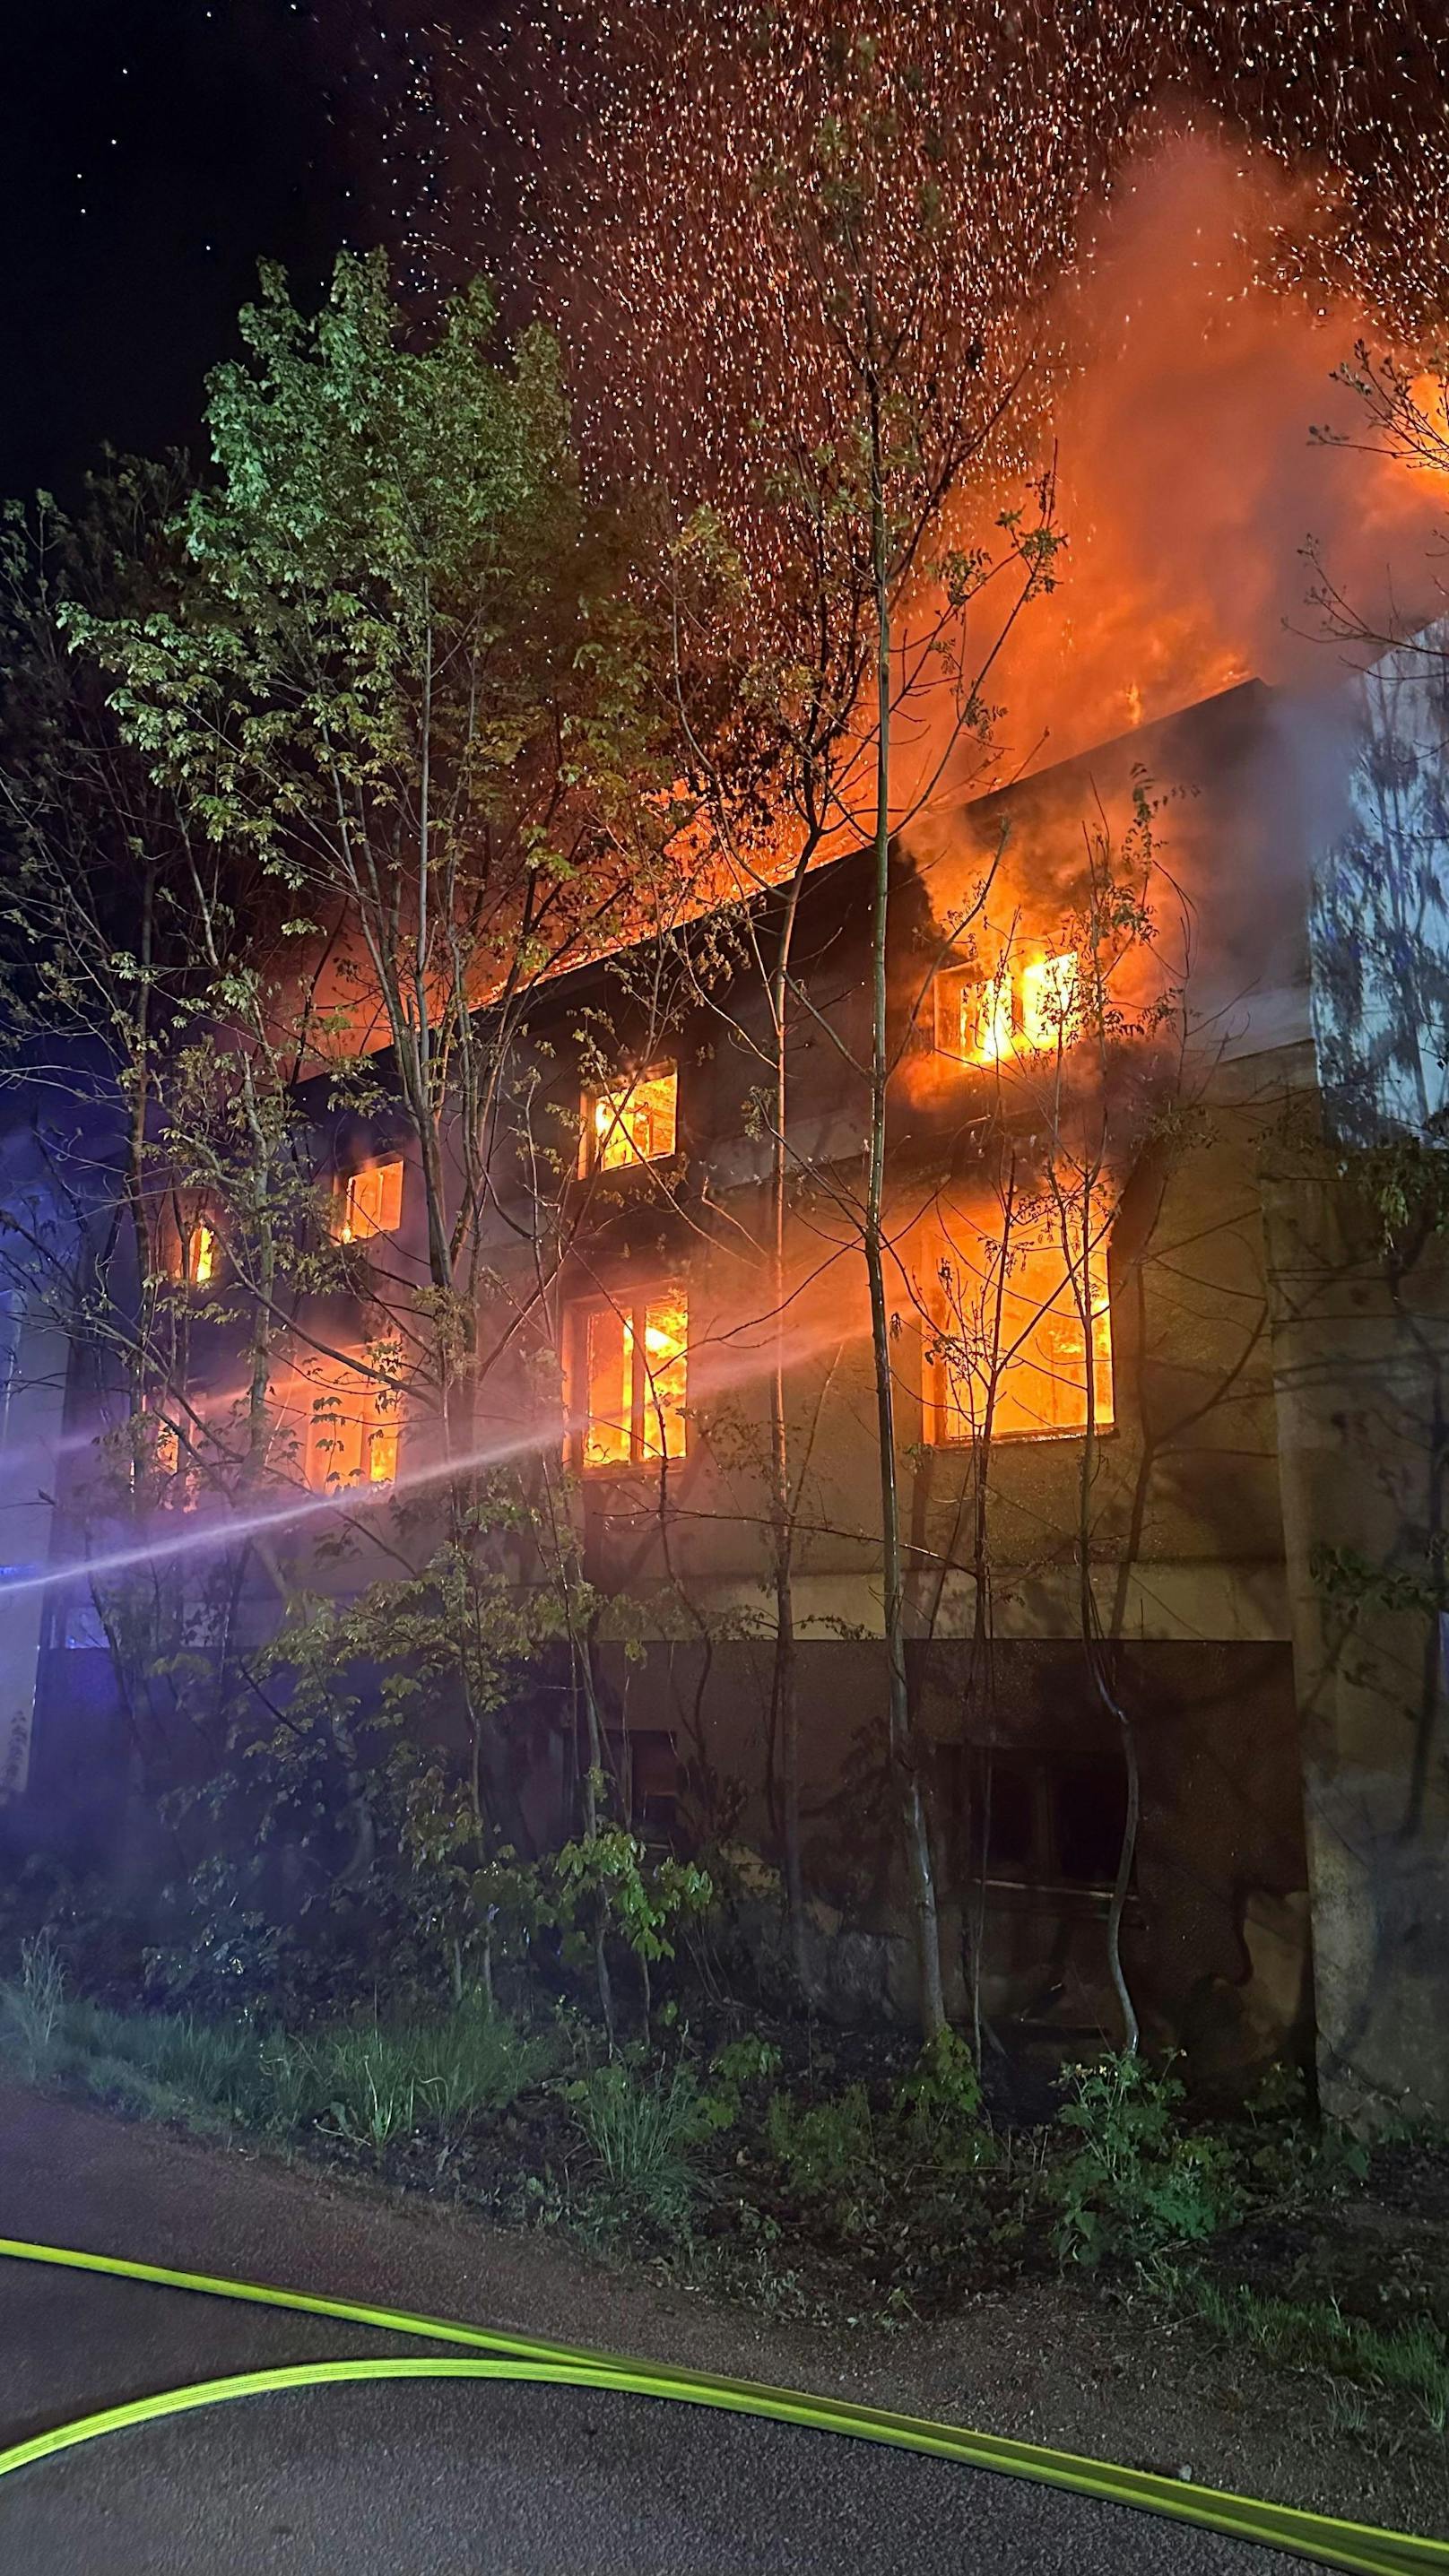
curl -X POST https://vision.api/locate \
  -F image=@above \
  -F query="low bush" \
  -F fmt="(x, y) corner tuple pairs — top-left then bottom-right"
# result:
(892, 2028), (995, 2173)
(1048, 2052), (1236, 2268)
(765, 2080), (875, 2195)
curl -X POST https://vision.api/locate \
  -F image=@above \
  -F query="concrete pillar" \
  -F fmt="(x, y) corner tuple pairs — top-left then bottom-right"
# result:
(1263, 1173), (1449, 2124)
(0, 1293), (68, 1804)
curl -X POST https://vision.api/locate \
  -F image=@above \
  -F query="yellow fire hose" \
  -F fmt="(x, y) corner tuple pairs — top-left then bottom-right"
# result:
(0, 2234), (1445, 2572)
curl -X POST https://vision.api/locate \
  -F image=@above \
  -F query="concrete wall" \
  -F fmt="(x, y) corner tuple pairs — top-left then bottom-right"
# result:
(1249, 630), (1449, 2124)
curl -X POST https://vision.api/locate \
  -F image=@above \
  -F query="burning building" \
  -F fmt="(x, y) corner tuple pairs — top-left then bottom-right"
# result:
(4, 639), (1449, 2122)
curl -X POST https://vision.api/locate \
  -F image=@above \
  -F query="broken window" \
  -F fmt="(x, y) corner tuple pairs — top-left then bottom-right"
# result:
(582, 1064), (678, 1173)
(571, 1292), (688, 1470)
(981, 1751), (1130, 1892)
(333, 1157), (404, 1243)
(607, 1728), (680, 1843)
(934, 950), (1080, 1064)
(932, 1229), (1113, 1443)
(301, 1368), (400, 1491)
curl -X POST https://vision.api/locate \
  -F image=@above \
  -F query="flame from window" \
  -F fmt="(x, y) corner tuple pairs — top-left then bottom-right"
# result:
(959, 967), (1015, 1062)
(302, 1368), (400, 1490)
(589, 1066), (678, 1171)
(1019, 952), (1080, 1050)
(578, 1293), (688, 1467)
(634, 1296), (688, 1460)
(335, 1158), (403, 1243)
(936, 1232), (1113, 1443)
(187, 1223), (216, 1287)
(952, 952), (1080, 1063)
(584, 1307), (632, 1468)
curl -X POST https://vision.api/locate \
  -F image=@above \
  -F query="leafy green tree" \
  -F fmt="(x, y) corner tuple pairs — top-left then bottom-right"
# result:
(9, 256), (699, 1986)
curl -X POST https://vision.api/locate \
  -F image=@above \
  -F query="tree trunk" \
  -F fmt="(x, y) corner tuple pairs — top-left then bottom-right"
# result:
(575, 1631), (617, 2049)
(1072, 1195), (1141, 2054)
(769, 900), (808, 1988)
(864, 368), (945, 2039)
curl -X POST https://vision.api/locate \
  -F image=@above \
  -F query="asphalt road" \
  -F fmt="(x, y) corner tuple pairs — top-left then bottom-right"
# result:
(0, 2088), (1326, 2573)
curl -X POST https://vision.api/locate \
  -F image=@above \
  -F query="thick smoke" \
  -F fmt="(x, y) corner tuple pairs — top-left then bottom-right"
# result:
(948, 131), (1446, 797)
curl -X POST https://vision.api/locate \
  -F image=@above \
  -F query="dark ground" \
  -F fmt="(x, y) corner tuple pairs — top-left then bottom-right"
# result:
(0, 2084), (1442, 2572)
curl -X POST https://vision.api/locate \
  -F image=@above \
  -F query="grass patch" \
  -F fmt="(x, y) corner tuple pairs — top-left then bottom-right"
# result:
(57, 1999), (273, 2129)
(1194, 2279), (1449, 2433)
(265, 2007), (552, 2149)
(0, 1945), (551, 2151)
(565, 2060), (709, 2234)
(0, 1933), (67, 2084)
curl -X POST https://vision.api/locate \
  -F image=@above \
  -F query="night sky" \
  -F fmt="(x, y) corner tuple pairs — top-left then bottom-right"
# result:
(0, 2), (422, 505)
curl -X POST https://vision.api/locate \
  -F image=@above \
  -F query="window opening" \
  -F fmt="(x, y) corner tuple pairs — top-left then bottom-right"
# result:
(933, 1232), (1113, 1443)
(574, 1292), (688, 1469)
(583, 1065), (678, 1173)
(334, 1158), (404, 1243)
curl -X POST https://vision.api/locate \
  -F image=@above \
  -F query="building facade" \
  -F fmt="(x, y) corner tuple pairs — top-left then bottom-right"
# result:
(7, 653), (1449, 2118)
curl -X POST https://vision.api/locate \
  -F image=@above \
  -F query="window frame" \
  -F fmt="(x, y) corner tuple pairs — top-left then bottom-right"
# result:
(568, 1288), (690, 1473)
(333, 1155), (405, 1245)
(927, 1233), (1114, 1447)
(605, 1726), (681, 1847)
(933, 958), (1012, 1063)
(933, 949), (1080, 1065)
(300, 1372), (401, 1493)
(577, 1060), (680, 1178)
(976, 1748), (1133, 1902)
(953, 1741), (1134, 1906)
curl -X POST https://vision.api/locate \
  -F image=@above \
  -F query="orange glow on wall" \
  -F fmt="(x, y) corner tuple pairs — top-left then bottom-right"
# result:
(575, 1292), (688, 1469)
(302, 1372), (400, 1490)
(586, 1066), (678, 1172)
(934, 1238), (1113, 1444)
(334, 1158), (404, 1243)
